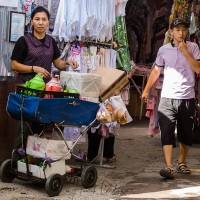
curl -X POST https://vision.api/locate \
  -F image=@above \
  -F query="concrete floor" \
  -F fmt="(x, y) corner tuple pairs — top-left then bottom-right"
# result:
(113, 120), (200, 200)
(1, 119), (200, 199)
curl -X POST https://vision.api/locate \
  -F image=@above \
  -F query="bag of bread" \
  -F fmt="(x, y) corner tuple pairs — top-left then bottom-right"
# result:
(109, 95), (132, 125)
(104, 99), (116, 122)
(96, 103), (112, 123)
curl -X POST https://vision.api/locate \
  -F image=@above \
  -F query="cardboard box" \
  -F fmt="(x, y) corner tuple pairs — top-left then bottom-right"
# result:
(92, 67), (129, 102)
(26, 136), (73, 160)
(17, 159), (65, 179)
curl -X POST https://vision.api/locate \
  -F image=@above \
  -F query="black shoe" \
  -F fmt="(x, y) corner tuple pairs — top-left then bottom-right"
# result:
(159, 167), (174, 179)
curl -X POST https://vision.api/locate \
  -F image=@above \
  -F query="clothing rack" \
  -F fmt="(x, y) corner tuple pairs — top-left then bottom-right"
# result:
(80, 40), (113, 47)
(69, 39), (113, 49)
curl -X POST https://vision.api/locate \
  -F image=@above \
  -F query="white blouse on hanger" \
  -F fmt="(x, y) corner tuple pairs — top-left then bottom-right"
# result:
(86, 0), (98, 38)
(53, 0), (116, 41)
(106, 0), (116, 40)
(52, 0), (67, 41)
(116, 0), (128, 17)
(66, 0), (79, 41)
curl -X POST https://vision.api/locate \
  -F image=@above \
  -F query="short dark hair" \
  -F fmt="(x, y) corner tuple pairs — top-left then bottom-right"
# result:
(31, 6), (50, 20)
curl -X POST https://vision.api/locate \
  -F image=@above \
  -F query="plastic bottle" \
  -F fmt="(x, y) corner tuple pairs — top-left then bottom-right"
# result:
(65, 165), (71, 173)
(45, 75), (62, 98)
(63, 81), (67, 93)
(46, 75), (62, 91)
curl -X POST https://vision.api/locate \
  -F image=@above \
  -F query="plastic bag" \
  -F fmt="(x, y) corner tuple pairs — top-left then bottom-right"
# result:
(104, 99), (116, 122)
(109, 95), (132, 124)
(96, 103), (112, 123)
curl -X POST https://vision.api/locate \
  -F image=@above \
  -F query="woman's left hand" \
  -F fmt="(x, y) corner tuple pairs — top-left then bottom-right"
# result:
(67, 60), (79, 69)
(54, 58), (79, 71)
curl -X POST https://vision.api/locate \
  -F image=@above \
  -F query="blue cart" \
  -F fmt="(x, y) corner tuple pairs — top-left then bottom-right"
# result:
(0, 88), (100, 197)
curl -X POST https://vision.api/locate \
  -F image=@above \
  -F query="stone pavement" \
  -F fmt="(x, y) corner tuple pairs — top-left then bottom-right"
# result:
(1, 119), (200, 199)
(114, 120), (200, 200)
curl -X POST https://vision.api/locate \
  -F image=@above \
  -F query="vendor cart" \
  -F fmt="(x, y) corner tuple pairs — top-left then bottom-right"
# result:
(0, 86), (100, 197)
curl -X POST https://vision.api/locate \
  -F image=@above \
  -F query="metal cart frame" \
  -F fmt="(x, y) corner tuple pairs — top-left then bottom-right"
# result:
(1, 89), (100, 197)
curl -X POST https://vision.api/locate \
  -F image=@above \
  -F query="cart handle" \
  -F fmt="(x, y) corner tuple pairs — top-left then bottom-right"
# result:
(66, 101), (80, 106)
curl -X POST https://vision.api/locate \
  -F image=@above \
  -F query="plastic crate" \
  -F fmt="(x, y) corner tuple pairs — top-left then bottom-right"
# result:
(16, 85), (79, 99)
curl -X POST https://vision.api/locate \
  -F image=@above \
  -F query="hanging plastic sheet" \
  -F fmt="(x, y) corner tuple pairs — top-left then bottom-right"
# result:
(0, 7), (16, 79)
(0, 7), (8, 77)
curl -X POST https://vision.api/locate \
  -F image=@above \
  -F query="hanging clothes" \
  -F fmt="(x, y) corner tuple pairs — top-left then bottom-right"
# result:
(52, 0), (68, 41)
(52, 0), (116, 42)
(115, 0), (128, 17)
(113, 16), (131, 72)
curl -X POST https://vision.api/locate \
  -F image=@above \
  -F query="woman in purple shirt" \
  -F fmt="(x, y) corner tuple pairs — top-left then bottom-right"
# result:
(11, 6), (78, 149)
(11, 6), (78, 84)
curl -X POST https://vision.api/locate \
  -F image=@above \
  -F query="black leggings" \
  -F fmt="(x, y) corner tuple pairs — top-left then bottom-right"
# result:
(87, 129), (115, 160)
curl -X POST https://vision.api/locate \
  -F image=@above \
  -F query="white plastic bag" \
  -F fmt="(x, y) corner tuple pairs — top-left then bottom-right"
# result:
(96, 103), (112, 123)
(109, 95), (132, 124)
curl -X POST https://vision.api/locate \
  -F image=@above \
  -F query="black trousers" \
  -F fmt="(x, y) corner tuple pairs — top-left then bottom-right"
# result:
(87, 129), (115, 160)
(158, 98), (195, 146)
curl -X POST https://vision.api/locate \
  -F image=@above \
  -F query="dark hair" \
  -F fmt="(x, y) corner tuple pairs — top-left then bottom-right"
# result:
(31, 6), (50, 20)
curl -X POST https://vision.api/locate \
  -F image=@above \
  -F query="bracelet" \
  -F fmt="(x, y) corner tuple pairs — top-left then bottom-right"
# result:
(31, 66), (34, 72)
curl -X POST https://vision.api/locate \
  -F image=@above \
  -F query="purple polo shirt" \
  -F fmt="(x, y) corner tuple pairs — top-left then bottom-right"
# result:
(155, 41), (200, 99)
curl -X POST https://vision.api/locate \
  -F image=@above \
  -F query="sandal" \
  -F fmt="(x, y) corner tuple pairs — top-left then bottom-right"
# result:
(159, 166), (174, 179)
(177, 163), (191, 174)
(106, 155), (116, 163)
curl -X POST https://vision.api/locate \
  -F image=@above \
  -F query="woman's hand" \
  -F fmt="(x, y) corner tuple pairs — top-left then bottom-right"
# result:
(11, 61), (51, 79)
(53, 58), (79, 70)
(66, 60), (79, 69)
(34, 66), (51, 79)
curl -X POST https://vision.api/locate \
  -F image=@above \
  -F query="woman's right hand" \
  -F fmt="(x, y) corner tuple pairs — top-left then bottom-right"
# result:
(34, 66), (51, 79)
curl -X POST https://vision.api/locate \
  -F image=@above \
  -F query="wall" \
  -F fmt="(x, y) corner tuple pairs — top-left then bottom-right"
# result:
(0, 80), (16, 164)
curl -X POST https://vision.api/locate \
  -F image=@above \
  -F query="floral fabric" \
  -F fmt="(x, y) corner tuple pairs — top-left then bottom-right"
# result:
(113, 16), (131, 72)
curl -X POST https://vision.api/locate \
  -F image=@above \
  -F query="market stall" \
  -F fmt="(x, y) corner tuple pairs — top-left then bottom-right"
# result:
(0, 1), (132, 194)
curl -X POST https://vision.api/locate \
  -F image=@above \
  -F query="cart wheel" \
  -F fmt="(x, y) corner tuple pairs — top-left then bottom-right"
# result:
(0, 159), (16, 183)
(81, 166), (97, 188)
(45, 173), (63, 197)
